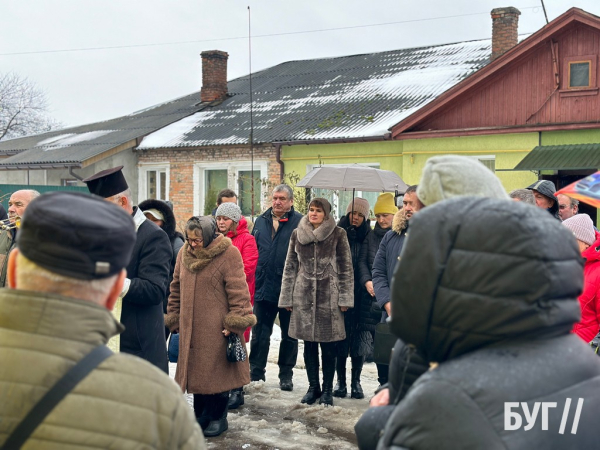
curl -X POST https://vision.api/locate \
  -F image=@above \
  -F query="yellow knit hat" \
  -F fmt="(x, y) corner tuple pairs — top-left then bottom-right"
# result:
(373, 192), (398, 215)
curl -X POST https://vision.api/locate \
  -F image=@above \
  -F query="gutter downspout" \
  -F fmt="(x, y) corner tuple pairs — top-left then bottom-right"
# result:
(69, 167), (84, 181)
(275, 143), (284, 182)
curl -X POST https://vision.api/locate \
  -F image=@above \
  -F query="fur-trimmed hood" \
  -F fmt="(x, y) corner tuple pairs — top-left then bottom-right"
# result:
(392, 208), (408, 235)
(296, 215), (337, 245)
(182, 234), (231, 273)
(138, 199), (178, 239)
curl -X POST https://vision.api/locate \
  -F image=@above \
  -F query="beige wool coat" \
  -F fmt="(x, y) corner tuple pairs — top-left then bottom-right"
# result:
(166, 234), (256, 395)
(279, 215), (354, 342)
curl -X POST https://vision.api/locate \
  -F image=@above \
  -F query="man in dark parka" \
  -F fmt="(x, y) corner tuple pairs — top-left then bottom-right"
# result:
(84, 166), (171, 373)
(250, 184), (303, 390)
(378, 197), (600, 449)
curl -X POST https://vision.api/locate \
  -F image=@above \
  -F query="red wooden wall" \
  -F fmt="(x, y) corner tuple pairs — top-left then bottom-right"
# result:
(411, 23), (600, 132)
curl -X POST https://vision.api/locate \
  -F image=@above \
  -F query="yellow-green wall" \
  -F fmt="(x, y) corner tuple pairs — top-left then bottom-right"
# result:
(281, 140), (403, 181)
(281, 133), (550, 193)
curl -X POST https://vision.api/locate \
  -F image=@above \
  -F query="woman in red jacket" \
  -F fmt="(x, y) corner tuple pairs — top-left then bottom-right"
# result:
(216, 202), (258, 409)
(562, 213), (600, 343)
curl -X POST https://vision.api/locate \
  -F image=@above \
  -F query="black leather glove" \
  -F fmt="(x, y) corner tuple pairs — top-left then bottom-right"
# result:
(590, 331), (600, 355)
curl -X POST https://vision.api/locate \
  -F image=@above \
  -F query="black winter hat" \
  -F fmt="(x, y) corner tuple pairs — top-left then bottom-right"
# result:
(17, 191), (136, 280)
(526, 179), (556, 200)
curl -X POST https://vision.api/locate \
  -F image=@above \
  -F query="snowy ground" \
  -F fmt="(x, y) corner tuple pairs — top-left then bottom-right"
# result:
(169, 325), (378, 449)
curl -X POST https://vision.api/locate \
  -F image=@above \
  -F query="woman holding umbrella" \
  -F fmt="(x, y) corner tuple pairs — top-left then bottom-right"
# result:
(279, 198), (354, 406)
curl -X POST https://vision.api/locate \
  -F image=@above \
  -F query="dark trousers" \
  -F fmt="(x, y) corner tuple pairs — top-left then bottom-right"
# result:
(249, 300), (298, 382)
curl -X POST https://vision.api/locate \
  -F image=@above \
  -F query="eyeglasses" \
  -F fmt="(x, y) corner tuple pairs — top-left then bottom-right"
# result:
(186, 237), (203, 246)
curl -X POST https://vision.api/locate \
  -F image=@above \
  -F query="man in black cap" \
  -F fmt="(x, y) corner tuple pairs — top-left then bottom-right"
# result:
(526, 179), (560, 219)
(0, 192), (205, 449)
(83, 166), (172, 372)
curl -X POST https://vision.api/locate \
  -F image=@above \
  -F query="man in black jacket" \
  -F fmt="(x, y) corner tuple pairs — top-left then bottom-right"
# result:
(377, 197), (600, 449)
(84, 166), (171, 373)
(249, 184), (302, 390)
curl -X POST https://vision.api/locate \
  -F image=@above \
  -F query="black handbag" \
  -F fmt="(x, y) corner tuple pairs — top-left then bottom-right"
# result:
(226, 333), (247, 362)
(373, 322), (397, 365)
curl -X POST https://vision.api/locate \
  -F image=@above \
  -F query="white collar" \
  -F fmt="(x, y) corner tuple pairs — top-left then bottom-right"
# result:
(132, 207), (146, 232)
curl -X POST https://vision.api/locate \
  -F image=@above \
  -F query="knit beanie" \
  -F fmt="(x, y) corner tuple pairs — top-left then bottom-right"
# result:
(373, 192), (398, 215)
(346, 197), (370, 218)
(562, 214), (596, 246)
(215, 202), (242, 223)
(309, 197), (332, 219)
(417, 155), (509, 206)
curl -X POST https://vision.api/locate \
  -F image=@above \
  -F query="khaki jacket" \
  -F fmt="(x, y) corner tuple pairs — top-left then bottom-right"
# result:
(0, 289), (206, 450)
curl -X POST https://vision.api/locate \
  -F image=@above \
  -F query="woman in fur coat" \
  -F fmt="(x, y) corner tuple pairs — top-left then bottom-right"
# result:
(279, 198), (354, 406)
(166, 216), (256, 438)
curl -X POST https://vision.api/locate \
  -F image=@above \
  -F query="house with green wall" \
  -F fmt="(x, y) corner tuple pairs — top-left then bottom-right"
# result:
(389, 7), (600, 219)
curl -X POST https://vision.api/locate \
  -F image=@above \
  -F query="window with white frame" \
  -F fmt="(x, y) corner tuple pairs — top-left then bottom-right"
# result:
(139, 165), (169, 201)
(195, 162), (267, 216)
(308, 163), (381, 220)
(471, 155), (496, 172)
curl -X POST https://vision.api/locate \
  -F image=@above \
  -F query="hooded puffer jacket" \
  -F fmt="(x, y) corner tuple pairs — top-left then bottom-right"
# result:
(372, 209), (407, 321)
(138, 199), (185, 311)
(379, 197), (600, 450)
(574, 232), (600, 342)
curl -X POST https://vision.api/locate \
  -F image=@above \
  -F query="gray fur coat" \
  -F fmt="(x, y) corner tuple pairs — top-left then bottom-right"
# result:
(279, 215), (354, 342)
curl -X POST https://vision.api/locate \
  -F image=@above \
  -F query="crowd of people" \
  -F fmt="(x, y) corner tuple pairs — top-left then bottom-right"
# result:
(2, 155), (600, 449)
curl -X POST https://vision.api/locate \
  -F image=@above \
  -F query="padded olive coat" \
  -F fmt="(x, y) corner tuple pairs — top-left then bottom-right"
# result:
(0, 289), (205, 449)
(279, 215), (354, 342)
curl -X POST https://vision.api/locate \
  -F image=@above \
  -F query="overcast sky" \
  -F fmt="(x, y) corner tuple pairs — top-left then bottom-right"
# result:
(2, 0), (599, 128)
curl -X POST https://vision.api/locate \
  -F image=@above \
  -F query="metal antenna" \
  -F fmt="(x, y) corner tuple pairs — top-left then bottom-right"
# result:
(540, 0), (549, 24)
(248, 6), (255, 220)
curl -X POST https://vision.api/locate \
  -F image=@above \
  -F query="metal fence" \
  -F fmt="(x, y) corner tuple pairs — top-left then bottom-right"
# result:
(0, 185), (89, 211)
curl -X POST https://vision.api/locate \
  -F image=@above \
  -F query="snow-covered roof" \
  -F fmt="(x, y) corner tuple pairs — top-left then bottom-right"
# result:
(0, 38), (491, 167)
(139, 39), (491, 148)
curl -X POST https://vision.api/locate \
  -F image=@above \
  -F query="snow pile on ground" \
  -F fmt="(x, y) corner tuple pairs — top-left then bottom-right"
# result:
(170, 324), (379, 449)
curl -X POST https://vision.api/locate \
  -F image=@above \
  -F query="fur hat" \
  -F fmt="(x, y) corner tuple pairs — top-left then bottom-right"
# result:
(417, 155), (509, 206)
(562, 214), (596, 246)
(374, 192), (398, 215)
(309, 197), (332, 219)
(346, 197), (370, 218)
(215, 202), (242, 223)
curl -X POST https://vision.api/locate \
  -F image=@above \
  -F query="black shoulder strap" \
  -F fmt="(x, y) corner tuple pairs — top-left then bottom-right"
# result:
(1, 345), (113, 450)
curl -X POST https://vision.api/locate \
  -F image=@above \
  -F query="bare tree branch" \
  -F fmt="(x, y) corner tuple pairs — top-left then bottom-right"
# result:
(0, 72), (62, 141)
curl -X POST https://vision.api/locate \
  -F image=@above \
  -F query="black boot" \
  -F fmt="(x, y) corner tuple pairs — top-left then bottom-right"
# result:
(351, 356), (365, 399)
(333, 356), (347, 398)
(319, 344), (336, 406)
(204, 392), (229, 437)
(193, 394), (211, 430)
(228, 387), (244, 410)
(301, 341), (322, 404)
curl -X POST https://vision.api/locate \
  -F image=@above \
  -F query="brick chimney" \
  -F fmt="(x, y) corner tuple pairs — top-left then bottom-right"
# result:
(491, 7), (521, 61)
(200, 50), (229, 102)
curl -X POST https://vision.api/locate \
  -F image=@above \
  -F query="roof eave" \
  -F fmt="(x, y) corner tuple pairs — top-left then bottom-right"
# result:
(390, 7), (600, 137)
(0, 162), (83, 171)
(274, 133), (392, 147)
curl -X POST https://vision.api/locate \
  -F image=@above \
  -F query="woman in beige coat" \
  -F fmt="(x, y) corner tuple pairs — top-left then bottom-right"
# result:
(279, 198), (353, 406)
(166, 216), (256, 438)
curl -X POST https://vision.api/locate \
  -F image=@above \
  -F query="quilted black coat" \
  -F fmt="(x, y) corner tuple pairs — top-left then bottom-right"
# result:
(379, 197), (600, 449)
